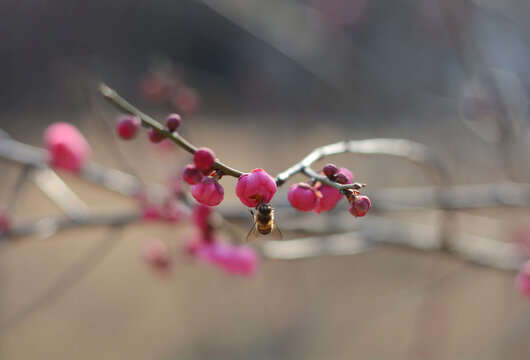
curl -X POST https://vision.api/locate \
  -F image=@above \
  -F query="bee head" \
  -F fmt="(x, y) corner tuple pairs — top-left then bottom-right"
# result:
(258, 202), (272, 214)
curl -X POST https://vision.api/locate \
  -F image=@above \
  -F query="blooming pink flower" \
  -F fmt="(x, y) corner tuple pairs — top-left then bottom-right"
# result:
(43, 122), (91, 173)
(140, 238), (173, 275)
(192, 204), (213, 231)
(193, 147), (215, 171)
(191, 177), (224, 206)
(116, 115), (140, 140)
(314, 167), (354, 213)
(349, 195), (371, 217)
(182, 164), (204, 185)
(288, 183), (320, 212)
(516, 260), (530, 299)
(235, 168), (277, 207)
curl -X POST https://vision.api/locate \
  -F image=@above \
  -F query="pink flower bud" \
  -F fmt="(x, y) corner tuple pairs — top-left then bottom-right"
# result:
(182, 164), (204, 185)
(173, 87), (201, 115)
(165, 113), (182, 132)
(140, 238), (172, 275)
(288, 183), (320, 212)
(191, 177), (224, 206)
(314, 185), (343, 214)
(314, 167), (355, 213)
(334, 171), (349, 184)
(323, 164), (338, 178)
(193, 147), (215, 171)
(43, 122), (91, 173)
(192, 204), (212, 231)
(147, 128), (165, 143)
(115, 115), (140, 140)
(349, 195), (371, 217)
(516, 260), (530, 298)
(235, 168), (277, 207)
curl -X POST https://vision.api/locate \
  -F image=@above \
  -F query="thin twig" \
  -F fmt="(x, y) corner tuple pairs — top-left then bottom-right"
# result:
(99, 83), (244, 178)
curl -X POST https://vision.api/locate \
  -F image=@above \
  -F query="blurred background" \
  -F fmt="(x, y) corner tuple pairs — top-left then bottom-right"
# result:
(2, 0), (530, 359)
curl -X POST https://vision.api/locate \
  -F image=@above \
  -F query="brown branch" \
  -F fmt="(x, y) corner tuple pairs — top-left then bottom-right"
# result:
(99, 83), (244, 178)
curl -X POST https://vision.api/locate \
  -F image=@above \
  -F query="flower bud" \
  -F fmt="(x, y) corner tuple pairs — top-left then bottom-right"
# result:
(334, 171), (349, 184)
(116, 115), (140, 140)
(147, 128), (165, 143)
(182, 164), (204, 185)
(322, 164), (338, 178)
(165, 113), (182, 132)
(349, 195), (371, 217)
(44, 122), (91, 173)
(235, 168), (277, 207)
(191, 177), (224, 206)
(288, 183), (320, 212)
(193, 147), (215, 171)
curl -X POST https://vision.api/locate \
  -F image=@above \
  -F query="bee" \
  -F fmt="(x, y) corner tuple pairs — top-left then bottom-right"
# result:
(246, 202), (282, 241)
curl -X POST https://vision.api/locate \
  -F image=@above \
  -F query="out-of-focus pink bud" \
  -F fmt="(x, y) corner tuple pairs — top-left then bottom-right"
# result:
(516, 260), (530, 299)
(182, 164), (204, 185)
(322, 164), (338, 178)
(222, 246), (259, 276)
(147, 128), (165, 143)
(193, 147), (215, 171)
(0, 208), (10, 234)
(192, 204), (212, 231)
(116, 115), (140, 140)
(191, 177), (224, 206)
(173, 87), (201, 115)
(140, 238), (172, 275)
(139, 74), (168, 103)
(44, 122), (91, 173)
(287, 183), (320, 212)
(349, 195), (371, 217)
(235, 168), (277, 208)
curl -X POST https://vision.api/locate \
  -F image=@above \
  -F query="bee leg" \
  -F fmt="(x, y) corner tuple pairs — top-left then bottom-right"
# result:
(249, 210), (254, 216)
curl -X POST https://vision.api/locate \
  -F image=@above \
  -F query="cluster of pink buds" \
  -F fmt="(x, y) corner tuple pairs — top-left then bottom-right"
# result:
(288, 163), (370, 217)
(139, 66), (201, 115)
(182, 148), (225, 206)
(43, 122), (91, 173)
(186, 205), (259, 276)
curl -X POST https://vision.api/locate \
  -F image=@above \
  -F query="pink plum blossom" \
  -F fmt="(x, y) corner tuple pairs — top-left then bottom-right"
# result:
(182, 164), (204, 185)
(43, 122), (91, 173)
(191, 177), (224, 206)
(314, 167), (354, 213)
(288, 183), (320, 212)
(193, 147), (215, 171)
(116, 115), (140, 140)
(235, 168), (277, 207)
(349, 195), (371, 217)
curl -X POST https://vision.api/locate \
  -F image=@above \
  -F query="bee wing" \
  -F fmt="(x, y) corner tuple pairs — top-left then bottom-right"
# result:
(271, 224), (283, 240)
(246, 224), (260, 242)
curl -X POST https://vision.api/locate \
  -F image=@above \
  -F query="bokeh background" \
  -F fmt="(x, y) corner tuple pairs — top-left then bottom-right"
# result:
(2, 0), (530, 359)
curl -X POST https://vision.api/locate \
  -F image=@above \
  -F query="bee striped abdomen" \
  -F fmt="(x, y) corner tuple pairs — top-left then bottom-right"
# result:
(257, 224), (272, 234)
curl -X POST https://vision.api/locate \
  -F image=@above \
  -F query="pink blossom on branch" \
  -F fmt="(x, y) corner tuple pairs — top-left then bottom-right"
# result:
(288, 183), (320, 212)
(182, 164), (204, 185)
(193, 147), (215, 171)
(43, 122), (91, 173)
(235, 168), (277, 207)
(314, 167), (354, 213)
(349, 195), (371, 217)
(116, 115), (140, 140)
(191, 177), (224, 206)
